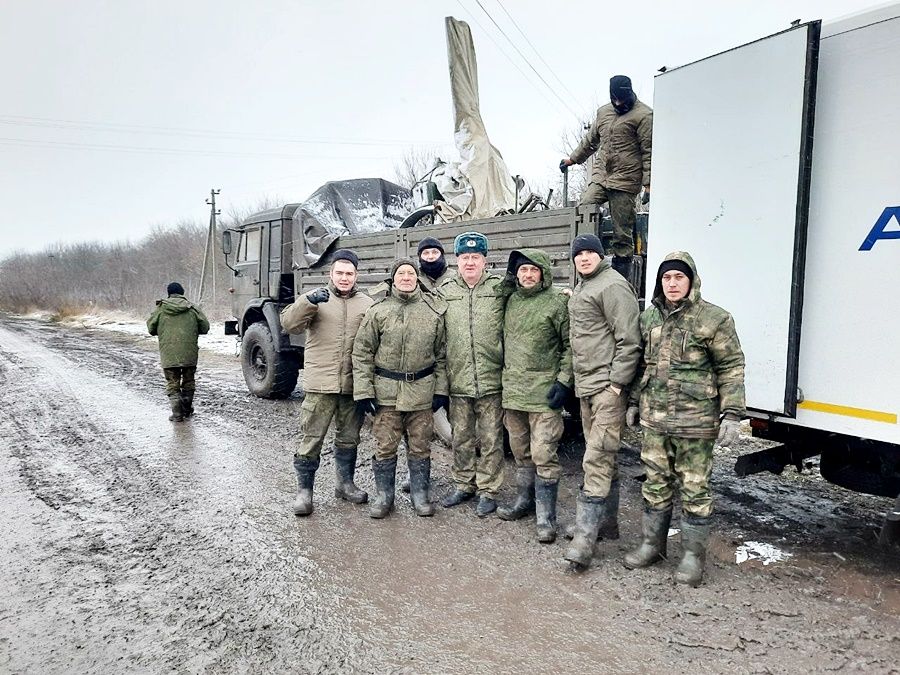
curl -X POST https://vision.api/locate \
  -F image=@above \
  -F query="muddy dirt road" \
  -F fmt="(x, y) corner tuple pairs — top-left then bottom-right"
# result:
(1, 315), (898, 674)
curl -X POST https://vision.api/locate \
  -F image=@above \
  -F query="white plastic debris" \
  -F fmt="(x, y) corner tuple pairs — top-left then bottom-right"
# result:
(735, 541), (793, 566)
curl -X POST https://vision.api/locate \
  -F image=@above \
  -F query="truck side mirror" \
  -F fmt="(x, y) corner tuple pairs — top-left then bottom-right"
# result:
(222, 230), (233, 256)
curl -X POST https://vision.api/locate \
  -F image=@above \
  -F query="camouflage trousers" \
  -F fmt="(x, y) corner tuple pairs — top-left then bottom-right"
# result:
(580, 388), (626, 498)
(373, 407), (433, 461)
(503, 409), (564, 481)
(448, 394), (504, 497)
(579, 183), (636, 258)
(640, 428), (714, 517)
(163, 366), (196, 396)
(296, 392), (363, 460)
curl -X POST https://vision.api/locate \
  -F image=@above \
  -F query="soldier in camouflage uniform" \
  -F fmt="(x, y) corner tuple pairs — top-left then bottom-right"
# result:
(147, 282), (210, 423)
(499, 249), (573, 543)
(280, 250), (374, 517)
(439, 232), (507, 518)
(563, 234), (642, 571)
(623, 252), (745, 586)
(352, 258), (449, 519)
(416, 237), (454, 292)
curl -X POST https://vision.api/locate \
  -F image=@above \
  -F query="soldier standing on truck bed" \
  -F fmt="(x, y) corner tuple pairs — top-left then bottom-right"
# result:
(280, 249), (374, 517)
(439, 232), (508, 517)
(563, 234), (642, 572)
(560, 75), (652, 281)
(147, 282), (210, 423)
(416, 237), (454, 291)
(623, 252), (745, 586)
(352, 258), (449, 519)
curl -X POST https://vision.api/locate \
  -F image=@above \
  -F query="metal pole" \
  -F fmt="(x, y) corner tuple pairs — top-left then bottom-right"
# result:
(199, 189), (220, 305)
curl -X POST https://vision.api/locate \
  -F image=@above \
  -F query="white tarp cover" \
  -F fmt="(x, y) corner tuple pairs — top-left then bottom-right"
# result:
(443, 17), (515, 221)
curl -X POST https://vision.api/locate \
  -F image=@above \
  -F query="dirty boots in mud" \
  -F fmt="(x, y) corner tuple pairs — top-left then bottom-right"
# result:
(623, 505), (672, 570)
(497, 467), (535, 521)
(292, 456), (320, 517)
(180, 391), (194, 418)
(564, 478), (620, 541)
(534, 477), (559, 543)
(407, 457), (435, 517)
(333, 447), (368, 504)
(564, 493), (608, 571)
(369, 456), (397, 519)
(167, 394), (184, 422)
(674, 513), (711, 587)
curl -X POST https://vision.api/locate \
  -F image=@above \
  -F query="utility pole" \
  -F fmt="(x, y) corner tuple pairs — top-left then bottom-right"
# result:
(199, 188), (221, 307)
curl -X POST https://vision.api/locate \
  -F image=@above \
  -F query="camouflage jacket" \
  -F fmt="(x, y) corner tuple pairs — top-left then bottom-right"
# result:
(570, 99), (652, 194)
(438, 271), (506, 398)
(634, 252), (746, 439)
(569, 257), (642, 398)
(280, 281), (373, 395)
(420, 267), (455, 292)
(501, 249), (573, 412)
(352, 286), (448, 411)
(147, 295), (210, 368)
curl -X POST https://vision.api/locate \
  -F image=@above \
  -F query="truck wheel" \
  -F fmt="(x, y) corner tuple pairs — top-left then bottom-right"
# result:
(241, 322), (300, 399)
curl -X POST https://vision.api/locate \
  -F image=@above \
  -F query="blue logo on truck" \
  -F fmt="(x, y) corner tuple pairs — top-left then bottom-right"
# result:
(859, 206), (900, 251)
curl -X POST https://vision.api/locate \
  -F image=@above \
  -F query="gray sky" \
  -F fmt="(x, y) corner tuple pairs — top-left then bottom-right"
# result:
(0, 0), (875, 259)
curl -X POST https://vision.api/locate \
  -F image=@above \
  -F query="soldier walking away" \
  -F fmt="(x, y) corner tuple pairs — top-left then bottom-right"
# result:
(280, 249), (373, 517)
(439, 232), (507, 518)
(499, 249), (573, 543)
(147, 282), (210, 423)
(352, 258), (449, 519)
(417, 237), (454, 292)
(623, 252), (745, 586)
(560, 75), (652, 280)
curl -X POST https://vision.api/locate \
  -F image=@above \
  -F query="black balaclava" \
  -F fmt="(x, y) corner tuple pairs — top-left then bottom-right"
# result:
(417, 236), (447, 281)
(610, 75), (636, 114)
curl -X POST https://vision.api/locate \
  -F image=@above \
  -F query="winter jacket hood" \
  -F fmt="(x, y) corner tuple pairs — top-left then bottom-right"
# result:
(652, 250), (701, 308)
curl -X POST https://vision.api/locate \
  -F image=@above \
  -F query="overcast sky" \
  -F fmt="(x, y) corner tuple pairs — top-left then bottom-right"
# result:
(0, 0), (876, 259)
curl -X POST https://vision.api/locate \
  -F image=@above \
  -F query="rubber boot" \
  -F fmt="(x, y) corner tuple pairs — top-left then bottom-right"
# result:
(369, 456), (397, 519)
(564, 493), (607, 571)
(623, 505), (672, 569)
(168, 394), (184, 422)
(407, 457), (435, 517)
(334, 447), (368, 504)
(611, 255), (633, 281)
(180, 390), (194, 418)
(674, 513), (711, 587)
(534, 477), (559, 544)
(564, 479), (620, 540)
(292, 456), (319, 517)
(475, 495), (497, 518)
(441, 488), (476, 508)
(497, 467), (536, 521)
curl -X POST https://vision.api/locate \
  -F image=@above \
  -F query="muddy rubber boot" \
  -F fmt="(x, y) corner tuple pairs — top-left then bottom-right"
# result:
(497, 467), (536, 521)
(369, 456), (397, 519)
(564, 479), (620, 541)
(334, 447), (368, 504)
(623, 505), (672, 570)
(475, 495), (497, 518)
(564, 494), (607, 571)
(292, 456), (319, 517)
(534, 477), (559, 544)
(180, 391), (194, 418)
(674, 513), (711, 587)
(441, 488), (476, 508)
(407, 457), (435, 517)
(167, 394), (184, 422)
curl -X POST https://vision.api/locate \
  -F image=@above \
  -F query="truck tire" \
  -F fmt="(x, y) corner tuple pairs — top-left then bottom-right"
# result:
(241, 322), (300, 399)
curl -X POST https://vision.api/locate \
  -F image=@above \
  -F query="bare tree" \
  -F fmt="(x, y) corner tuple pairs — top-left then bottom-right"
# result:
(392, 146), (442, 190)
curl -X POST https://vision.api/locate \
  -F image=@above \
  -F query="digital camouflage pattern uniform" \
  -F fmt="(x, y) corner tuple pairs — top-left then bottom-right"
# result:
(439, 270), (507, 497)
(147, 293), (210, 419)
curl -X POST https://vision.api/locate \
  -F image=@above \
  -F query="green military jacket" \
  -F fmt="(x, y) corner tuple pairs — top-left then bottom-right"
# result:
(570, 99), (653, 194)
(439, 270), (506, 398)
(569, 257), (642, 397)
(501, 249), (573, 412)
(420, 267), (455, 292)
(280, 281), (373, 395)
(352, 286), (449, 411)
(147, 295), (210, 368)
(635, 251), (746, 439)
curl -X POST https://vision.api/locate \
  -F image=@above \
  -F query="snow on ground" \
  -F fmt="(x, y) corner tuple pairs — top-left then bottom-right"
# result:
(735, 541), (793, 566)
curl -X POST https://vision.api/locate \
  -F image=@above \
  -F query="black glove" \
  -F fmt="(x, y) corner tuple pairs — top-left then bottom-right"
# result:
(356, 398), (377, 417)
(431, 395), (449, 413)
(559, 159), (570, 174)
(546, 381), (572, 410)
(307, 287), (330, 305)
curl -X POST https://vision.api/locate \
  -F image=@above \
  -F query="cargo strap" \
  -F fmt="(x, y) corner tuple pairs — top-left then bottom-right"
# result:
(374, 364), (435, 382)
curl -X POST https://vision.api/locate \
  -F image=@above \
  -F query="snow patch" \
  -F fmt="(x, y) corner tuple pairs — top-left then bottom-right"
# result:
(735, 541), (793, 566)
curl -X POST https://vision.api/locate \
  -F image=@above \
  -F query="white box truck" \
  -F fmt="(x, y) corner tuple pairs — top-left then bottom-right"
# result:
(649, 5), (900, 543)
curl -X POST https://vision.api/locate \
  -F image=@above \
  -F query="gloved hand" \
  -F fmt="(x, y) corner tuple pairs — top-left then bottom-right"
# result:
(641, 186), (650, 205)
(356, 398), (377, 417)
(716, 416), (741, 448)
(626, 405), (640, 428)
(431, 395), (449, 413)
(546, 381), (572, 410)
(307, 287), (330, 305)
(559, 158), (572, 173)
